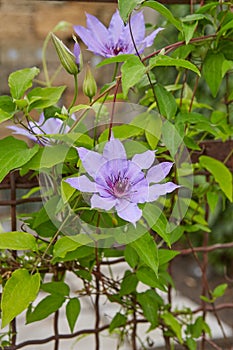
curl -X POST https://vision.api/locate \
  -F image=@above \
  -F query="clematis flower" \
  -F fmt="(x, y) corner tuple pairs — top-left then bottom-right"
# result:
(8, 113), (70, 145)
(74, 10), (163, 58)
(65, 137), (179, 226)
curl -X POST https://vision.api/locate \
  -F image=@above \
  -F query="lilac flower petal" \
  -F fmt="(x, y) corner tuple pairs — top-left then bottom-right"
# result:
(124, 161), (144, 184)
(74, 26), (104, 56)
(38, 113), (45, 124)
(86, 13), (109, 52)
(141, 27), (164, 48)
(78, 147), (105, 178)
(73, 42), (81, 64)
(128, 12), (145, 44)
(91, 193), (116, 210)
(108, 10), (124, 46)
(103, 137), (127, 160)
(147, 162), (174, 184)
(65, 175), (97, 193)
(132, 150), (155, 169)
(98, 159), (128, 182)
(148, 182), (179, 202)
(129, 178), (149, 203)
(7, 125), (38, 142)
(42, 118), (64, 134)
(116, 199), (142, 225)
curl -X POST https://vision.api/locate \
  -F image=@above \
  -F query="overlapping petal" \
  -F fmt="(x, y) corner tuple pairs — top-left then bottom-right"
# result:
(91, 194), (116, 210)
(147, 162), (174, 184)
(103, 137), (127, 160)
(7, 125), (38, 142)
(108, 10), (125, 47)
(116, 199), (142, 226)
(141, 28), (164, 49)
(65, 175), (97, 192)
(77, 147), (105, 178)
(132, 150), (155, 169)
(74, 10), (163, 58)
(148, 182), (179, 202)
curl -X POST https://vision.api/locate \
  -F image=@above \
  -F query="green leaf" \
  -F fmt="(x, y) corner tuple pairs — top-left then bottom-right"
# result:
(27, 86), (66, 110)
(8, 67), (40, 99)
(53, 235), (95, 259)
(0, 231), (37, 251)
(98, 124), (141, 143)
(66, 298), (81, 332)
(143, 203), (171, 246)
(154, 84), (177, 119)
(136, 266), (166, 291)
(26, 294), (65, 323)
(119, 271), (138, 296)
(121, 56), (146, 97)
(182, 14), (207, 22)
(0, 96), (15, 122)
(21, 144), (76, 173)
(124, 245), (139, 268)
(97, 54), (134, 67)
(1, 270), (40, 328)
(69, 104), (91, 114)
(212, 283), (228, 299)
(0, 109), (13, 123)
(182, 22), (197, 44)
(222, 59), (233, 77)
(109, 312), (127, 333)
(143, 1), (182, 31)
(53, 236), (81, 258)
(161, 311), (183, 343)
(200, 156), (232, 202)
(0, 137), (39, 182)
(186, 337), (196, 350)
(41, 282), (70, 296)
(0, 95), (15, 113)
(207, 191), (219, 213)
(158, 249), (180, 265)
(130, 232), (159, 276)
(217, 18), (233, 38)
(118, 0), (143, 23)
(137, 290), (161, 329)
(203, 51), (225, 97)
(162, 120), (183, 158)
(149, 56), (200, 76)
(145, 113), (162, 149)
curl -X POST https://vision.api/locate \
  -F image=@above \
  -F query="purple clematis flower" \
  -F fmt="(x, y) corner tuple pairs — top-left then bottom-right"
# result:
(65, 137), (179, 226)
(74, 10), (163, 58)
(8, 113), (70, 145)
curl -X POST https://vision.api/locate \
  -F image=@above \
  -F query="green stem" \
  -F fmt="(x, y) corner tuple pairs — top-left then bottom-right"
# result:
(68, 74), (78, 112)
(93, 62), (119, 145)
(42, 32), (52, 87)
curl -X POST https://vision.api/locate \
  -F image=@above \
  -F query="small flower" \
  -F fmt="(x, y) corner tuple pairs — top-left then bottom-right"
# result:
(83, 65), (97, 100)
(65, 137), (179, 226)
(74, 10), (163, 58)
(8, 113), (70, 145)
(51, 33), (82, 75)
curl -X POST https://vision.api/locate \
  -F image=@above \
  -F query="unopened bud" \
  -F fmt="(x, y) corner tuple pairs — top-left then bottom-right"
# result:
(83, 65), (97, 100)
(51, 33), (81, 75)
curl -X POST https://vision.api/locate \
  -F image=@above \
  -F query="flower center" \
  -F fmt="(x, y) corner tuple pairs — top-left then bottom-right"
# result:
(106, 171), (131, 198)
(113, 178), (130, 197)
(113, 46), (122, 55)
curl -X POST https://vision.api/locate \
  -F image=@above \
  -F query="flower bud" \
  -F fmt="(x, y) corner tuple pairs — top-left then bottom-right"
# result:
(51, 33), (81, 75)
(83, 65), (97, 100)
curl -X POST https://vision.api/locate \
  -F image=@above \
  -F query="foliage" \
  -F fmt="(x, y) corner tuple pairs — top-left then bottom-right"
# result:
(0, 1), (232, 349)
